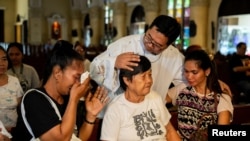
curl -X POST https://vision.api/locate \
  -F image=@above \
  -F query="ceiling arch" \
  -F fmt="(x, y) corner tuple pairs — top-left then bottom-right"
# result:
(218, 0), (250, 17)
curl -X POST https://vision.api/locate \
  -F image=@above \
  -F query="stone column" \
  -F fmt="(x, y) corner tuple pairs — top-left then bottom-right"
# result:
(208, 0), (222, 53)
(159, 0), (167, 15)
(89, 6), (101, 46)
(189, 0), (209, 50)
(142, 0), (160, 25)
(15, 0), (28, 43)
(29, 8), (43, 44)
(14, 23), (22, 43)
(16, 0), (28, 19)
(112, 1), (126, 40)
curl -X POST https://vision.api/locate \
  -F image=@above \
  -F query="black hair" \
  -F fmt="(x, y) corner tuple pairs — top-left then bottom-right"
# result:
(184, 50), (222, 94)
(119, 55), (151, 91)
(42, 40), (83, 86)
(73, 42), (86, 51)
(149, 15), (181, 46)
(73, 41), (81, 49)
(0, 45), (6, 53)
(6, 42), (23, 69)
(7, 42), (23, 54)
(236, 42), (246, 49)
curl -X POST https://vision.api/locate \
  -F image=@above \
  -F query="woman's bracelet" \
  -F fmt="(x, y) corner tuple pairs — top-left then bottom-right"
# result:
(84, 118), (96, 124)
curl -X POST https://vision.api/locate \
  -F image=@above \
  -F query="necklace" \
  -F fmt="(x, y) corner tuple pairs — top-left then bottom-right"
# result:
(11, 64), (24, 74)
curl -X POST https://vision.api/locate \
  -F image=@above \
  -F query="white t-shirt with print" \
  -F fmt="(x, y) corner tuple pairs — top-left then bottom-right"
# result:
(101, 91), (171, 141)
(0, 75), (23, 127)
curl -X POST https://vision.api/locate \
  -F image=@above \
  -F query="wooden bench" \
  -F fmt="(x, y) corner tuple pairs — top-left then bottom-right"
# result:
(231, 104), (250, 125)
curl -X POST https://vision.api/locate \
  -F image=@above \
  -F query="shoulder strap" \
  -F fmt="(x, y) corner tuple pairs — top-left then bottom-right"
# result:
(21, 89), (62, 139)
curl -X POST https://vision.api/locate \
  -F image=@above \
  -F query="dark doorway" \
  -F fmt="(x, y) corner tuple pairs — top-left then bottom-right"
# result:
(83, 14), (91, 47)
(130, 5), (145, 23)
(129, 5), (146, 35)
(0, 10), (4, 42)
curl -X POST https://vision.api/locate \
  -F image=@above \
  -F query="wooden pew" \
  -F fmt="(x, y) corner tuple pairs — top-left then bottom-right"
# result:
(231, 104), (250, 125)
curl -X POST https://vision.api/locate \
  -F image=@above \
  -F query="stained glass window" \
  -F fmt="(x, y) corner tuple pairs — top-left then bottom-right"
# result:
(167, 0), (190, 50)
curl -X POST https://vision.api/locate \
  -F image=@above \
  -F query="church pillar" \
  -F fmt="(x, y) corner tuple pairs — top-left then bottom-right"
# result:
(15, 0), (28, 43)
(71, 10), (82, 44)
(89, 6), (101, 46)
(189, 0), (209, 50)
(142, 0), (160, 25)
(29, 9), (43, 44)
(159, 0), (167, 15)
(112, 1), (126, 40)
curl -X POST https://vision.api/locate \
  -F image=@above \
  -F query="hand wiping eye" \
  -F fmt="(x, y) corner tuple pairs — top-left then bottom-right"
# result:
(80, 71), (90, 84)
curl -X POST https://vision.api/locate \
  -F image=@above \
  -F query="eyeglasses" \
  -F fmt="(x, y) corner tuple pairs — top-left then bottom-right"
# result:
(144, 34), (166, 50)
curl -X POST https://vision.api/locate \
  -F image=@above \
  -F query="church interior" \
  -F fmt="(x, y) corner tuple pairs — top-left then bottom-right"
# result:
(0, 0), (250, 140)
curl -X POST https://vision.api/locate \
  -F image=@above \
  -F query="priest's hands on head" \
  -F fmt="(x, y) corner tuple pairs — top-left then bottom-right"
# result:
(115, 52), (140, 71)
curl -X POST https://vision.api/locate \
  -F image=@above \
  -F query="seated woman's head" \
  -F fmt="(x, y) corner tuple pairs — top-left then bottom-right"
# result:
(42, 40), (84, 91)
(73, 42), (86, 58)
(184, 50), (222, 94)
(119, 55), (152, 96)
(7, 42), (24, 67)
(184, 44), (202, 56)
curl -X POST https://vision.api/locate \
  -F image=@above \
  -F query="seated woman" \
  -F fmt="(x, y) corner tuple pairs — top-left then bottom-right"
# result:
(12, 40), (109, 141)
(166, 50), (233, 141)
(101, 55), (181, 141)
(0, 45), (23, 134)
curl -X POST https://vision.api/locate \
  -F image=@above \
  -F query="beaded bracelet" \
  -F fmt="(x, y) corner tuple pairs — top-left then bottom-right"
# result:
(84, 118), (96, 124)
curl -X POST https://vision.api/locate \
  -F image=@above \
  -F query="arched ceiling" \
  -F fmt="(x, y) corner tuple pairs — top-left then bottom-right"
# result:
(218, 0), (250, 17)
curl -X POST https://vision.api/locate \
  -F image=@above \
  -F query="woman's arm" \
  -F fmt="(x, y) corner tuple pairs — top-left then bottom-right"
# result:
(165, 122), (181, 141)
(217, 94), (234, 125)
(165, 82), (187, 105)
(78, 86), (108, 140)
(39, 78), (93, 141)
(165, 95), (172, 104)
(218, 111), (231, 125)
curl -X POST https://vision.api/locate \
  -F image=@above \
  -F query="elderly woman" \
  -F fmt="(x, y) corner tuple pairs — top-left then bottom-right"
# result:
(101, 55), (180, 141)
(0, 46), (22, 141)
